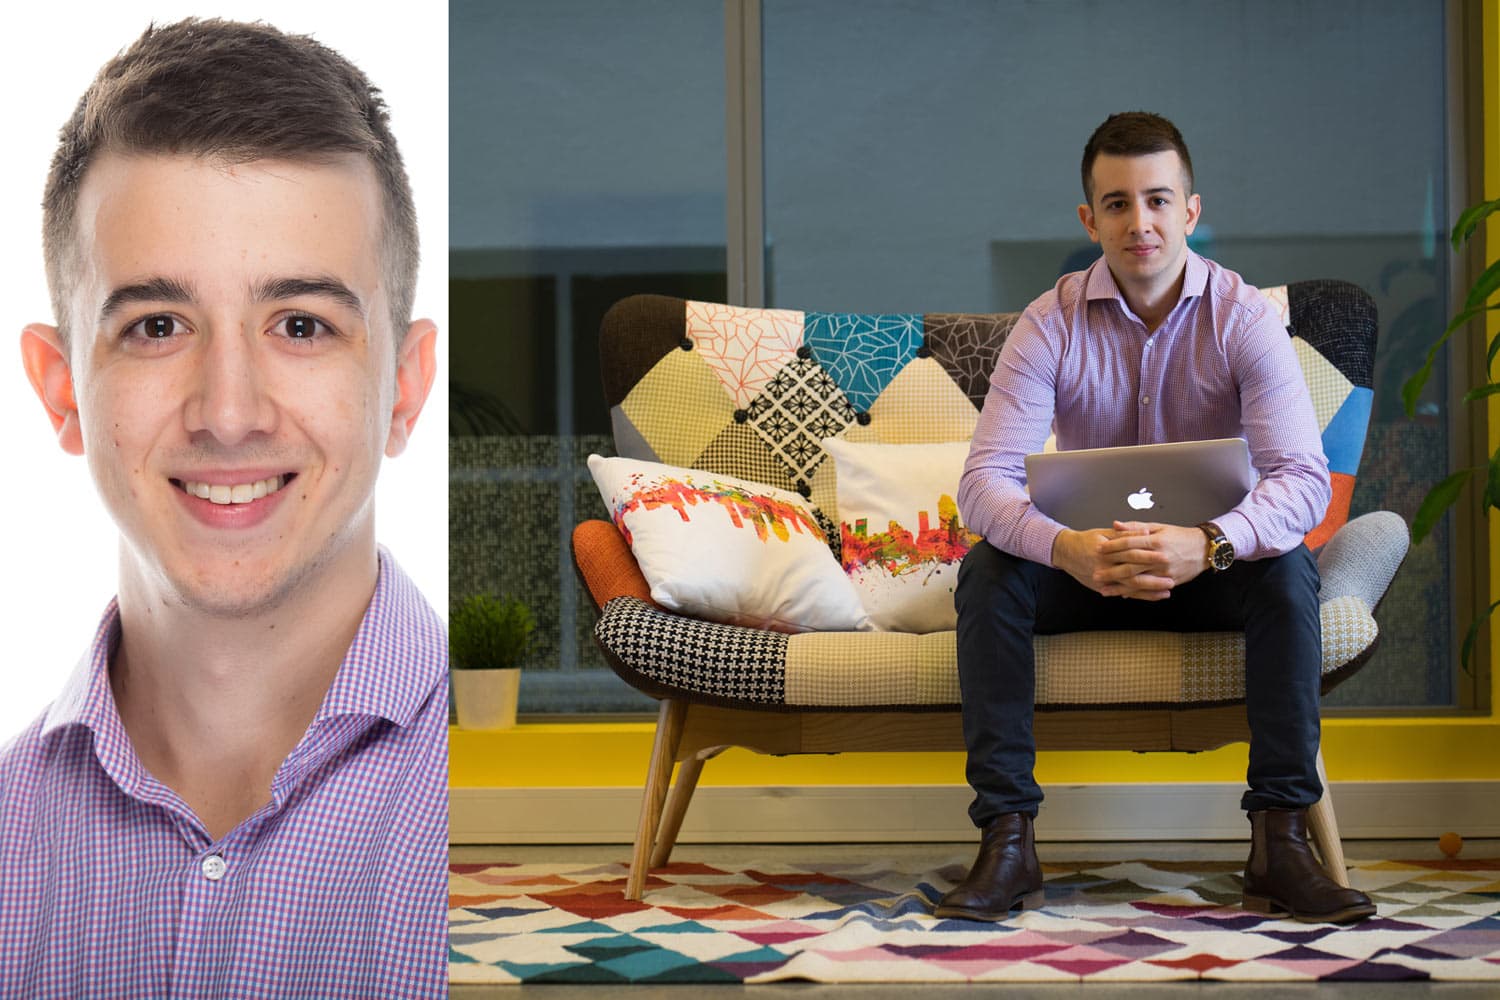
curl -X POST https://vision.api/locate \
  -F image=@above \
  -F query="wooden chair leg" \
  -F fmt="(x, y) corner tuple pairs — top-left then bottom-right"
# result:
(651, 753), (707, 869)
(1307, 749), (1350, 887)
(626, 699), (687, 901)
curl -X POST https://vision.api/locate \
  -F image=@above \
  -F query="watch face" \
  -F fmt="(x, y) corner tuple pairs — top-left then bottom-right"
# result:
(1210, 541), (1234, 571)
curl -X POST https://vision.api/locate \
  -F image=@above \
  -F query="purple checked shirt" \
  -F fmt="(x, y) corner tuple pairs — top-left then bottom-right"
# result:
(0, 549), (447, 999)
(958, 251), (1330, 566)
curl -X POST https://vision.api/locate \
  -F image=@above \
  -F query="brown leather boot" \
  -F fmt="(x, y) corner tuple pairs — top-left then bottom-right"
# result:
(933, 812), (1045, 920)
(1242, 808), (1376, 923)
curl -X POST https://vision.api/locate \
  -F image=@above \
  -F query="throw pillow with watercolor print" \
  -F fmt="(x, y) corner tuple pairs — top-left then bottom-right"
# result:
(587, 454), (871, 634)
(822, 439), (979, 633)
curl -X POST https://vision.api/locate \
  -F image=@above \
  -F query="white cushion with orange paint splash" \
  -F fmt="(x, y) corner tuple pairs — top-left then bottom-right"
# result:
(587, 455), (870, 634)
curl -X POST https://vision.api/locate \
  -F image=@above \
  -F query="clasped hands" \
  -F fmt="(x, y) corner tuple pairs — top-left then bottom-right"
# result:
(1051, 522), (1209, 601)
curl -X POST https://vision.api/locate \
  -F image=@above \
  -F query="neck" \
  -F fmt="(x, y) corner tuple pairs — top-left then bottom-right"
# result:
(1117, 265), (1188, 334)
(109, 536), (378, 837)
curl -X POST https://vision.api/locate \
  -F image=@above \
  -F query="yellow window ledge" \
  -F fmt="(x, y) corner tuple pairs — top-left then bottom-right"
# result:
(450, 714), (1500, 788)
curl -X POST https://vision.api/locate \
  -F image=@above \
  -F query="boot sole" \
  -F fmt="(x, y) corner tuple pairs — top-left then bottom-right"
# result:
(1242, 892), (1377, 924)
(933, 888), (1045, 921)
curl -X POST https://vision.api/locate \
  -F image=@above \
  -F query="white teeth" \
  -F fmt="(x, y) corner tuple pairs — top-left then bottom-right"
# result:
(181, 475), (286, 505)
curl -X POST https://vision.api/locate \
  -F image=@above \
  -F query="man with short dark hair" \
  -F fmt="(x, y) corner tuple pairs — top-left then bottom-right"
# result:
(0, 19), (445, 996)
(939, 112), (1374, 925)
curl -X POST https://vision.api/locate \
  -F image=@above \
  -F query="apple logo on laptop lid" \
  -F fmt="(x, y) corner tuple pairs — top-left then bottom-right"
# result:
(1127, 487), (1155, 511)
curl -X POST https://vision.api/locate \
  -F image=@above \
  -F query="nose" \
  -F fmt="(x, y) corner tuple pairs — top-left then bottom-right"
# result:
(1128, 202), (1153, 235)
(182, 324), (277, 446)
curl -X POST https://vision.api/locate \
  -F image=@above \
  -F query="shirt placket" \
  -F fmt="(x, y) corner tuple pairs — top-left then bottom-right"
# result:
(1136, 327), (1167, 443)
(166, 815), (234, 997)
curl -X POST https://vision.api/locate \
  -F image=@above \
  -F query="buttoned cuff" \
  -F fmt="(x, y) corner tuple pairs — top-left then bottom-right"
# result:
(1215, 510), (1258, 562)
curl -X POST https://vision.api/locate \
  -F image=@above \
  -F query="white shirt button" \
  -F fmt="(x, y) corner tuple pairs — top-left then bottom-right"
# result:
(202, 855), (227, 881)
(1145, 339), (1154, 348)
(1141, 395), (1150, 405)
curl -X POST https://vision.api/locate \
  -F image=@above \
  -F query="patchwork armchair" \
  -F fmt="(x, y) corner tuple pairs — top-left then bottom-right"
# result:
(573, 284), (1407, 901)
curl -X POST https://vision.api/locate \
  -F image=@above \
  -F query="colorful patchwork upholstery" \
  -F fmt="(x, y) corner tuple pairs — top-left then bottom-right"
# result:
(585, 283), (1403, 712)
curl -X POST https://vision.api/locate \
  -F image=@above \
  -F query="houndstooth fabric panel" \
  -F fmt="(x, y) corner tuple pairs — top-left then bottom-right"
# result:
(785, 631), (958, 707)
(859, 356), (979, 443)
(746, 353), (857, 485)
(924, 312), (1019, 411)
(595, 596), (787, 705)
(1036, 632), (1185, 705)
(1181, 633), (1249, 703)
(1319, 595), (1379, 673)
(694, 422), (799, 494)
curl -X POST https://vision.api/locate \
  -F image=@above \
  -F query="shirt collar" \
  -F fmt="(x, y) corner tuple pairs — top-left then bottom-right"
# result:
(1084, 247), (1209, 306)
(40, 547), (445, 744)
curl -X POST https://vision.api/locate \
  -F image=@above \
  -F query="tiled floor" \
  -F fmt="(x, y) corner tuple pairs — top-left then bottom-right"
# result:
(449, 839), (1500, 998)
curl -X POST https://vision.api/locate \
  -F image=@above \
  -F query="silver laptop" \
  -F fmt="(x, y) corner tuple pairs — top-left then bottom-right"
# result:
(1025, 438), (1255, 529)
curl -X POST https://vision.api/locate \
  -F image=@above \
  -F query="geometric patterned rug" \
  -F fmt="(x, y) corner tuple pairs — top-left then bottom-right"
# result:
(449, 857), (1500, 984)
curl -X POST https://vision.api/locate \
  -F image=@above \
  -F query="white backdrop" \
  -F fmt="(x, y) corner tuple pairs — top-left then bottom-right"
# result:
(0, 2), (448, 740)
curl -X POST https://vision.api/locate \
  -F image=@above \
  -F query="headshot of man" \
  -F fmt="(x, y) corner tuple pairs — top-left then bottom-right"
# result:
(0, 10), (447, 998)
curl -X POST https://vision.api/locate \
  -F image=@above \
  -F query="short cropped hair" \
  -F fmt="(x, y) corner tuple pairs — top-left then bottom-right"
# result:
(1080, 111), (1194, 205)
(42, 18), (418, 350)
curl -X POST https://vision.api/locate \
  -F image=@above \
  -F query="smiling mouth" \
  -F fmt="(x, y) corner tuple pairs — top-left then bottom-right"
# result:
(171, 474), (296, 506)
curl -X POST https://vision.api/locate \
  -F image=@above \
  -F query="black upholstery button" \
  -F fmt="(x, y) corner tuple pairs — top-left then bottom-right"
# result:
(796, 480), (811, 499)
(679, 337), (694, 351)
(733, 408), (748, 423)
(916, 343), (932, 358)
(796, 345), (813, 359)
(855, 411), (872, 426)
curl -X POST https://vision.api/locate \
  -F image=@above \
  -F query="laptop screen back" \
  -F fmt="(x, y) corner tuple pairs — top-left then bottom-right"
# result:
(1024, 438), (1255, 529)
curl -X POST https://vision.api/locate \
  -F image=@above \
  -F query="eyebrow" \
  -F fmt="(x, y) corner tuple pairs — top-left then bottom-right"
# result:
(1099, 187), (1176, 202)
(253, 276), (367, 317)
(99, 276), (198, 323)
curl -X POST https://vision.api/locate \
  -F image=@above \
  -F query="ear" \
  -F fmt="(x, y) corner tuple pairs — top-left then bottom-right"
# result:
(20, 324), (84, 456)
(1077, 202), (1099, 243)
(1184, 192), (1202, 236)
(385, 318), (438, 458)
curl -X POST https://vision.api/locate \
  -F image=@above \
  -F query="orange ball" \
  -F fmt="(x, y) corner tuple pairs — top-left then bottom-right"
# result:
(1439, 832), (1463, 858)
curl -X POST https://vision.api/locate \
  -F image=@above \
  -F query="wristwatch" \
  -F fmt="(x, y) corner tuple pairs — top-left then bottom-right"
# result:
(1198, 522), (1234, 572)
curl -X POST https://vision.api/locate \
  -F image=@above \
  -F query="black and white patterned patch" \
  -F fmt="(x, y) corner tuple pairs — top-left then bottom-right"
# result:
(594, 597), (789, 706)
(746, 355), (857, 483)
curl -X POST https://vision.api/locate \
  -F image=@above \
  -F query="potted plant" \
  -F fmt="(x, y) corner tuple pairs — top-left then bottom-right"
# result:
(450, 593), (535, 729)
(1404, 195), (1500, 670)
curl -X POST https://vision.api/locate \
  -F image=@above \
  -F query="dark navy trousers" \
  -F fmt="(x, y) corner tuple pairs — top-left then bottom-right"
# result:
(954, 540), (1324, 827)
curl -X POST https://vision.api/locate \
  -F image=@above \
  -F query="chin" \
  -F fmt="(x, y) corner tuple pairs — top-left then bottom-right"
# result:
(163, 552), (326, 620)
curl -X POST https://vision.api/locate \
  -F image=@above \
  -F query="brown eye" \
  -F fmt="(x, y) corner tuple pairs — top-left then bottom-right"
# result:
(281, 315), (324, 339)
(143, 316), (176, 338)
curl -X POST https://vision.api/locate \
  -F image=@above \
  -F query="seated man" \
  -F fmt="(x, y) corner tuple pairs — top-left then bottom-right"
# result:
(0, 19), (445, 995)
(939, 111), (1374, 925)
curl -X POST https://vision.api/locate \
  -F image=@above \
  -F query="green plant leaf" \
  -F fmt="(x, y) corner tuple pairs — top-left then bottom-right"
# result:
(1451, 196), (1500, 250)
(1459, 598), (1500, 676)
(1402, 304), (1500, 416)
(450, 593), (536, 669)
(1411, 468), (1475, 545)
(1463, 382), (1500, 403)
(1463, 257), (1500, 311)
(1490, 329), (1500, 378)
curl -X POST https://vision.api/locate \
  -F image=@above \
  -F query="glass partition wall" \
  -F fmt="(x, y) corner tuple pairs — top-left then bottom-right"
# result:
(451, 0), (1480, 714)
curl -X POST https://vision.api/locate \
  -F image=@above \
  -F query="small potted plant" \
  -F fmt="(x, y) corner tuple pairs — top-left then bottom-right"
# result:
(450, 593), (535, 729)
